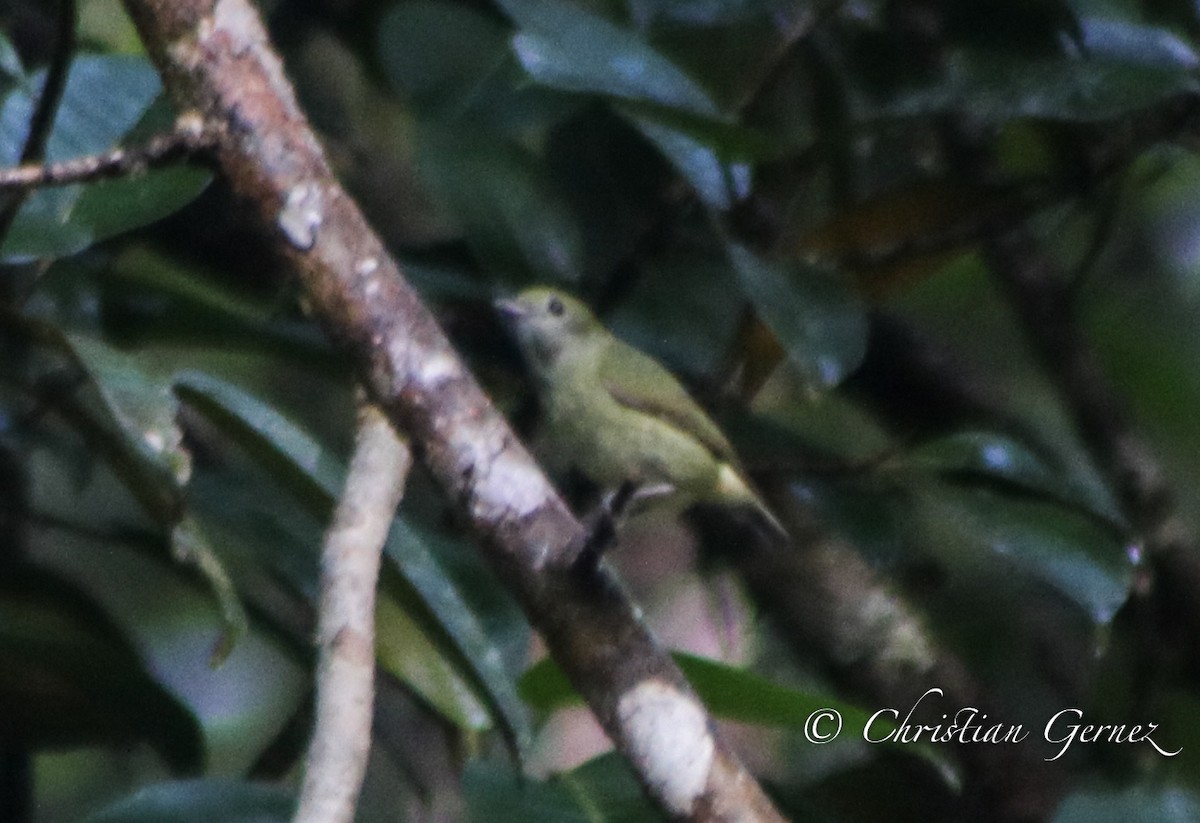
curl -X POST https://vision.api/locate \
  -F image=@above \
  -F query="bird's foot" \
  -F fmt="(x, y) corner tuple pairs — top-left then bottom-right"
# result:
(573, 480), (664, 572)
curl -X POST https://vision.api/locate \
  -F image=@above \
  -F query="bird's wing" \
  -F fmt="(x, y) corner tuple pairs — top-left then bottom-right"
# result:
(599, 339), (740, 464)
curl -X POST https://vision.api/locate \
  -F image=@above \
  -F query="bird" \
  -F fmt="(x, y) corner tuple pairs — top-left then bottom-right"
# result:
(495, 286), (785, 540)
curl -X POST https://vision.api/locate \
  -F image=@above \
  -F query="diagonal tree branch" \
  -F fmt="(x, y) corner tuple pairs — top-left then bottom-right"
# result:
(119, 1), (789, 820)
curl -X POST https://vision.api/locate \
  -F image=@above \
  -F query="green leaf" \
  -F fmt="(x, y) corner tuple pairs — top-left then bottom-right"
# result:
(916, 484), (1135, 625)
(416, 125), (584, 284)
(50, 335), (249, 658)
(904, 430), (1123, 526)
(378, 1), (511, 117)
(859, 36), (1200, 125)
(80, 779), (293, 823)
(384, 522), (532, 752)
(728, 243), (868, 390)
(170, 515), (250, 667)
(1052, 784), (1200, 823)
(64, 332), (190, 506)
(501, 0), (720, 116)
(520, 652), (889, 740)
(0, 55), (208, 261)
(376, 581), (492, 732)
(173, 371), (344, 514)
(464, 753), (657, 823)
(177, 372), (530, 750)
(0, 568), (203, 772)
(621, 105), (751, 209)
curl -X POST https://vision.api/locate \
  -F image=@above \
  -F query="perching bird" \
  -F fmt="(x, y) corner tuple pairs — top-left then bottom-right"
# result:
(495, 286), (785, 539)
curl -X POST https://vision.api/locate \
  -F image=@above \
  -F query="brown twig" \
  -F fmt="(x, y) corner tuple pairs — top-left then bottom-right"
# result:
(119, 2), (789, 820)
(0, 115), (218, 191)
(295, 402), (412, 823)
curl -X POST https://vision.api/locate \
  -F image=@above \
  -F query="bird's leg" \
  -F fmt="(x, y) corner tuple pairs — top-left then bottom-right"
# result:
(573, 479), (651, 572)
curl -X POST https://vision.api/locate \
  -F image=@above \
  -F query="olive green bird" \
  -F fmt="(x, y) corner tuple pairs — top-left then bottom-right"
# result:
(495, 287), (785, 539)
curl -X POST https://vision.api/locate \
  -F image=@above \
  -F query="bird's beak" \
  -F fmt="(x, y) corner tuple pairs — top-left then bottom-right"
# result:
(493, 297), (526, 321)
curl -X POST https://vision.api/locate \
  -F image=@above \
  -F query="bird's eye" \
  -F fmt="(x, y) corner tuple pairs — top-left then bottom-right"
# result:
(547, 296), (565, 317)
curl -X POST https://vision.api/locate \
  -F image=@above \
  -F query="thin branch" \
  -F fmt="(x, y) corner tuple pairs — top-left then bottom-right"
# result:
(0, 0), (77, 245)
(0, 115), (218, 191)
(120, 2), (789, 820)
(295, 401), (412, 823)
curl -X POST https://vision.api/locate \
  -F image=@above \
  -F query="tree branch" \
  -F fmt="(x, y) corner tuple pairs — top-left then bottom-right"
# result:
(295, 401), (411, 823)
(119, 1), (789, 820)
(0, 116), (217, 191)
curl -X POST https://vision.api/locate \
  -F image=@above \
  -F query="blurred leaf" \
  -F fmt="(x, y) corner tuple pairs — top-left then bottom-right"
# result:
(501, 0), (719, 116)
(621, 105), (752, 209)
(66, 332), (190, 496)
(915, 484), (1135, 625)
(521, 652), (890, 739)
(728, 243), (868, 390)
(67, 166), (212, 244)
(376, 580), (492, 732)
(1079, 17), (1200, 71)
(174, 371), (344, 515)
(893, 51), (1195, 124)
(176, 373), (529, 750)
(52, 337), (249, 658)
(608, 256), (744, 376)
(1052, 784), (1200, 823)
(904, 430), (1123, 527)
(384, 522), (532, 753)
(464, 753), (657, 823)
(80, 779), (292, 823)
(378, 1), (511, 118)
(0, 568), (202, 772)
(0, 55), (203, 261)
(416, 125), (584, 284)
(0, 31), (24, 84)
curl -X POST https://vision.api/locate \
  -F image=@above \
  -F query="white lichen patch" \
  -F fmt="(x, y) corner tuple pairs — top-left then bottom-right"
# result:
(470, 444), (552, 524)
(416, 352), (459, 389)
(278, 181), (324, 250)
(212, 0), (268, 53)
(617, 680), (713, 815)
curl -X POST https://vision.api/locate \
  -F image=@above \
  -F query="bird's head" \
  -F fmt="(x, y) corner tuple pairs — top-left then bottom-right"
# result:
(495, 287), (603, 374)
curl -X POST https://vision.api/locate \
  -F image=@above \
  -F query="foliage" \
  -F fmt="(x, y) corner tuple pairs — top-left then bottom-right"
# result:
(4, 0), (1200, 821)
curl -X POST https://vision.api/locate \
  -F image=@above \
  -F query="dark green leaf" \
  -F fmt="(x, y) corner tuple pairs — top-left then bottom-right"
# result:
(621, 105), (751, 209)
(916, 484), (1135, 625)
(520, 652), (889, 740)
(0, 55), (202, 262)
(416, 125), (584, 284)
(378, 1), (511, 117)
(728, 243), (868, 390)
(501, 0), (719, 116)
(174, 371), (344, 511)
(177, 372), (529, 749)
(464, 754), (658, 823)
(1052, 784), (1200, 823)
(80, 779), (293, 823)
(905, 430), (1123, 526)
(0, 568), (203, 772)
(376, 581), (493, 732)
(384, 522), (532, 752)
